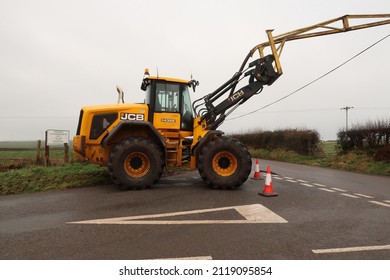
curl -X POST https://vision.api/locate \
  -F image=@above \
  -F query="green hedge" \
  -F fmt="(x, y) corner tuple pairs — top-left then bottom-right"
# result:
(231, 128), (322, 155)
(337, 119), (390, 150)
(337, 119), (390, 162)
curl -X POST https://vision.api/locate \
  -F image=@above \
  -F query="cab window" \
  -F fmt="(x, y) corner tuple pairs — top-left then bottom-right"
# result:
(180, 85), (194, 130)
(90, 113), (118, 139)
(155, 83), (180, 112)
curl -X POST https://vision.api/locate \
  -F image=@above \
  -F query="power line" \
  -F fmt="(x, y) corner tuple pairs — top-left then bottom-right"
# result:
(234, 107), (390, 114)
(228, 33), (390, 121)
(248, 108), (339, 114)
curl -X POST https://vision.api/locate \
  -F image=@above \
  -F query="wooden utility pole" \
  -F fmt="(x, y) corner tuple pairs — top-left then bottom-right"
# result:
(340, 106), (354, 131)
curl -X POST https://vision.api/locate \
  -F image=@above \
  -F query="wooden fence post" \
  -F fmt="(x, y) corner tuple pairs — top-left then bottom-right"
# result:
(44, 144), (50, 167)
(44, 130), (50, 167)
(64, 143), (69, 163)
(35, 140), (41, 164)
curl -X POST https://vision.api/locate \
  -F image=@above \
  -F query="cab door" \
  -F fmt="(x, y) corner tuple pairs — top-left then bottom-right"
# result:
(151, 81), (194, 131)
(153, 82), (181, 130)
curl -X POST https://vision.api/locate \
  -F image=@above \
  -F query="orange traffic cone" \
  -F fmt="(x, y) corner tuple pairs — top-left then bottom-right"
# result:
(251, 159), (261, 180)
(259, 166), (278, 197)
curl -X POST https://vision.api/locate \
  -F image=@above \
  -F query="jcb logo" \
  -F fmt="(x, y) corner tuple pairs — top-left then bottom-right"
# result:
(120, 113), (144, 121)
(228, 89), (244, 103)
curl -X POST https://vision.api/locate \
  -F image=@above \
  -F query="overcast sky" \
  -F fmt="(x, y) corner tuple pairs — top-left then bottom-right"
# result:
(1, 0), (389, 141)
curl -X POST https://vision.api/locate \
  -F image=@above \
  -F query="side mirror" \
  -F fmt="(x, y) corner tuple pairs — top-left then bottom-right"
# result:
(188, 79), (199, 92)
(141, 78), (149, 91)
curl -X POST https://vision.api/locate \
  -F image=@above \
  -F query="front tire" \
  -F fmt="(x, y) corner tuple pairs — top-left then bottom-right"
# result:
(108, 137), (164, 190)
(197, 137), (252, 189)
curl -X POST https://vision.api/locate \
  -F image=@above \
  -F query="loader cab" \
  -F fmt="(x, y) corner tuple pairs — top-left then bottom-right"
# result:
(141, 74), (194, 131)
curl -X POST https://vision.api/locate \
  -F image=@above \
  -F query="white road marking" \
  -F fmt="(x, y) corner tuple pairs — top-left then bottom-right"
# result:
(369, 201), (390, 208)
(273, 177), (283, 180)
(331, 188), (348, 192)
(286, 180), (381, 204)
(286, 179), (297, 183)
(313, 244), (390, 254)
(318, 188), (335, 193)
(354, 193), (374, 199)
(340, 193), (360, 199)
(68, 204), (288, 225)
(300, 183), (313, 187)
(384, 200), (390, 204)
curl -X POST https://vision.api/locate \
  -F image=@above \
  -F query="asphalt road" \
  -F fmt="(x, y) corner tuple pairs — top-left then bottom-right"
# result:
(1, 159), (389, 260)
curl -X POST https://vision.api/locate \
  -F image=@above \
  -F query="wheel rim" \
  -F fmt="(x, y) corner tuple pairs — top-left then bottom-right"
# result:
(212, 151), (237, 176)
(124, 152), (150, 178)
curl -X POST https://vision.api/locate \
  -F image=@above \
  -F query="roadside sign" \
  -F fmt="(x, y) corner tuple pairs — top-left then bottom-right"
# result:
(46, 129), (69, 146)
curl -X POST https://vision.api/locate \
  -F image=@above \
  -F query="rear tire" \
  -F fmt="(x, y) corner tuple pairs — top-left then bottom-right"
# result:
(108, 137), (164, 190)
(197, 137), (251, 189)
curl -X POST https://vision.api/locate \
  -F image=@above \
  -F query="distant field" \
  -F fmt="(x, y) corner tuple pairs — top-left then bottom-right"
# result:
(0, 141), (74, 164)
(0, 141), (40, 150)
(322, 141), (337, 156)
(0, 140), (73, 150)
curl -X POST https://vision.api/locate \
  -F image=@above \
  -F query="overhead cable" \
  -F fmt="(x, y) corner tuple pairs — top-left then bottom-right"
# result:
(228, 33), (390, 121)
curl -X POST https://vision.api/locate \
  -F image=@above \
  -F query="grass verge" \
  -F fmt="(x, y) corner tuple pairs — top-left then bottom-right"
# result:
(0, 163), (111, 195)
(0, 162), (194, 196)
(249, 148), (390, 176)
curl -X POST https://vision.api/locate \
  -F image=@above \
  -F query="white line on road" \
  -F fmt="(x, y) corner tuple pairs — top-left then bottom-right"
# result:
(353, 193), (374, 199)
(318, 188), (336, 193)
(331, 188), (348, 192)
(384, 200), (390, 204)
(369, 201), (390, 208)
(313, 244), (390, 254)
(286, 179), (297, 183)
(283, 177), (294, 180)
(300, 183), (313, 187)
(68, 204), (288, 225)
(297, 179), (308, 183)
(340, 193), (360, 199)
(313, 183), (327, 187)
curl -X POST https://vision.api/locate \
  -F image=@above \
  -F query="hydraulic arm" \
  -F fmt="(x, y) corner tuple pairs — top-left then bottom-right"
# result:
(193, 14), (390, 130)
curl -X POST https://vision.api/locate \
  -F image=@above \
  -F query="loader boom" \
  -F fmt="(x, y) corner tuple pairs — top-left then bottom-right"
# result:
(193, 14), (390, 131)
